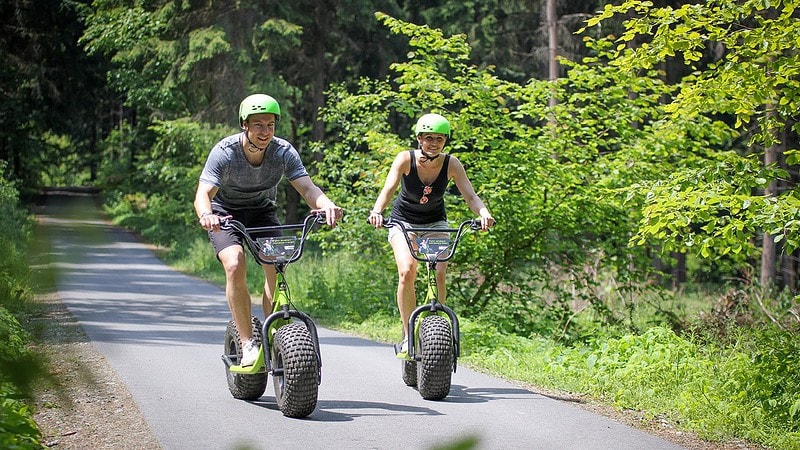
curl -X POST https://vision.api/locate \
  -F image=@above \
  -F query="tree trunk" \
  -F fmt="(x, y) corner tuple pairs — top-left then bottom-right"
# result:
(761, 234), (776, 287)
(309, 0), (332, 145)
(90, 122), (97, 182)
(672, 251), (686, 287)
(760, 138), (780, 287)
(781, 251), (797, 293)
(546, 0), (558, 108)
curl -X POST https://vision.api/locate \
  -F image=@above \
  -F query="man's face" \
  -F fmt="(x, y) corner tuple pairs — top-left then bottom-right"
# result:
(244, 113), (277, 146)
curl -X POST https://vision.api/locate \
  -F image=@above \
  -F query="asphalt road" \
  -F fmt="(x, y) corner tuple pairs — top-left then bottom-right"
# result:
(40, 191), (685, 450)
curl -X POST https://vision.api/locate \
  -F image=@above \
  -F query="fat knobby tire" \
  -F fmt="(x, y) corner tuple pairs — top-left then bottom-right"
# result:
(416, 315), (453, 400)
(401, 358), (417, 387)
(272, 323), (319, 418)
(224, 317), (268, 400)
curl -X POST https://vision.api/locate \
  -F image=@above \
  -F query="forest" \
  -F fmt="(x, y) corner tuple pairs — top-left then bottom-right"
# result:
(1, 0), (799, 448)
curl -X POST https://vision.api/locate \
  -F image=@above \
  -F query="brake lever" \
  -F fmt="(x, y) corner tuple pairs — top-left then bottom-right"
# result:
(313, 212), (328, 225)
(218, 215), (234, 229)
(469, 218), (497, 231)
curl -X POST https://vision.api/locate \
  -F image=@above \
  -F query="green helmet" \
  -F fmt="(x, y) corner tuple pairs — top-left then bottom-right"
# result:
(239, 94), (281, 126)
(414, 113), (451, 137)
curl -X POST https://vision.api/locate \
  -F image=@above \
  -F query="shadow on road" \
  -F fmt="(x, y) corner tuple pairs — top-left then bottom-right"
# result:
(246, 398), (445, 422)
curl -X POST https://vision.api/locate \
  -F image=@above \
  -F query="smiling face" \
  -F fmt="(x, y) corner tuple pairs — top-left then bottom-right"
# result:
(243, 113), (277, 148)
(417, 132), (447, 156)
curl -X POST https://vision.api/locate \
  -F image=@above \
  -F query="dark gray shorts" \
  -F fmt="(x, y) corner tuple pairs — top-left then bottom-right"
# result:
(208, 205), (280, 256)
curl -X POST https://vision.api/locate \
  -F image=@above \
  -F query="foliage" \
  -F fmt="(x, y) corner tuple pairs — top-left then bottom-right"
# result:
(0, 308), (44, 399)
(81, 0), (224, 117)
(0, 165), (34, 311)
(584, 0), (800, 259)
(1, 0), (108, 196)
(0, 170), (46, 398)
(633, 153), (778, 260)
(0, 167), (44, 448)
(79, 0), (319, 123)
(315, 14), (734, 340)
(290, 253), (398, 324)
(139, 119), (233, 194)
(103, 119), (233, 255)
(744, 328), (800, 435)
(0, 397), (43, 450)
(407, 0), (616, 83)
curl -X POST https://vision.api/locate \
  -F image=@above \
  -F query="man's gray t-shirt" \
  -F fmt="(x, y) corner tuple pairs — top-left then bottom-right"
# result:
(199, 133), (309, 210)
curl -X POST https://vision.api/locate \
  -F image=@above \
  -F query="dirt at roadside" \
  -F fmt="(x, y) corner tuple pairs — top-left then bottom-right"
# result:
(30, 292), (162, 449)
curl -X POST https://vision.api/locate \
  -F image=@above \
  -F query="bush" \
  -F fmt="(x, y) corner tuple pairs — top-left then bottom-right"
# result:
(0, 395), (43, 449)
(0, 166), (45, 448)
(0, 308), (44, 396)
(289, 252), (397, 323)
(0, 166), (33, 312)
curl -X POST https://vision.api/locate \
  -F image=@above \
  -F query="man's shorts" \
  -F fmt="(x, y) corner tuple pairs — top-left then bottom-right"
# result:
(208, 204), (280, 257)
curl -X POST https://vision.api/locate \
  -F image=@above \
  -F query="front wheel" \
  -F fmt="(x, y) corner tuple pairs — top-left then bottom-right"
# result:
(224, 317), (268, 400)
(416, 315), (454, 400)
(272, 323), (319, 418)
(401, 358), (417, 387)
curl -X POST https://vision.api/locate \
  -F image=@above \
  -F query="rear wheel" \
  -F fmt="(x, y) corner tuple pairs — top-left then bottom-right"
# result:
(272, 323), (319, 418)
(416, 315), (453, 400)
(224, 317), (268, 400)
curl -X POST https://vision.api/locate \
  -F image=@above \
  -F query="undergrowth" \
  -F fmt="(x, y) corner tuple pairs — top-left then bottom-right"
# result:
(0, 166), (45, 448)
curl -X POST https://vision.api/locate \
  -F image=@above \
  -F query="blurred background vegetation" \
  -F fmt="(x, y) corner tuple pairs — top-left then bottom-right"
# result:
(1, 0), (799, 448)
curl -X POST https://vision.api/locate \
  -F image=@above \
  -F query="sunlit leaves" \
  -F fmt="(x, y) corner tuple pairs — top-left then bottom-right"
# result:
(80, 3), (163, 57)
(584, 0), (800, 262)
(591, 0), (800, 145)
(632, 153), (800, 259)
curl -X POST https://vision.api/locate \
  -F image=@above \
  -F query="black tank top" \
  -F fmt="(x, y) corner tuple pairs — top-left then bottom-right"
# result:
(390, 150), (451, 224)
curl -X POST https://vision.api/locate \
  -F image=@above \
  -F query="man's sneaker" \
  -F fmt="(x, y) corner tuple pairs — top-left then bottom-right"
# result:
(240, 338), (259, 367)
(394, 337), (410, 360)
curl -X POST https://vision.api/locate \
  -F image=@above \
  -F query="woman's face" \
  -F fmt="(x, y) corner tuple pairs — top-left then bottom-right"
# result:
(417, 132), (447, 155)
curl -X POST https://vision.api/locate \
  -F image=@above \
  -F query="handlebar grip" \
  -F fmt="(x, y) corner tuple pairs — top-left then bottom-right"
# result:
(366, 214), (394, 228)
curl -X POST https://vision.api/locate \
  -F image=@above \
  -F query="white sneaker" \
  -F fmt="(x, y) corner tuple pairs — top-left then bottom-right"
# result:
(395, 337), (409, 360)
(241, 339), (259, 367)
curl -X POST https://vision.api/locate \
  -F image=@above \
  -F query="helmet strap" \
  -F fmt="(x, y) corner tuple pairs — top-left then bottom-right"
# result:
(243, 131), (266, 153)
(420, 150), (441, 162)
